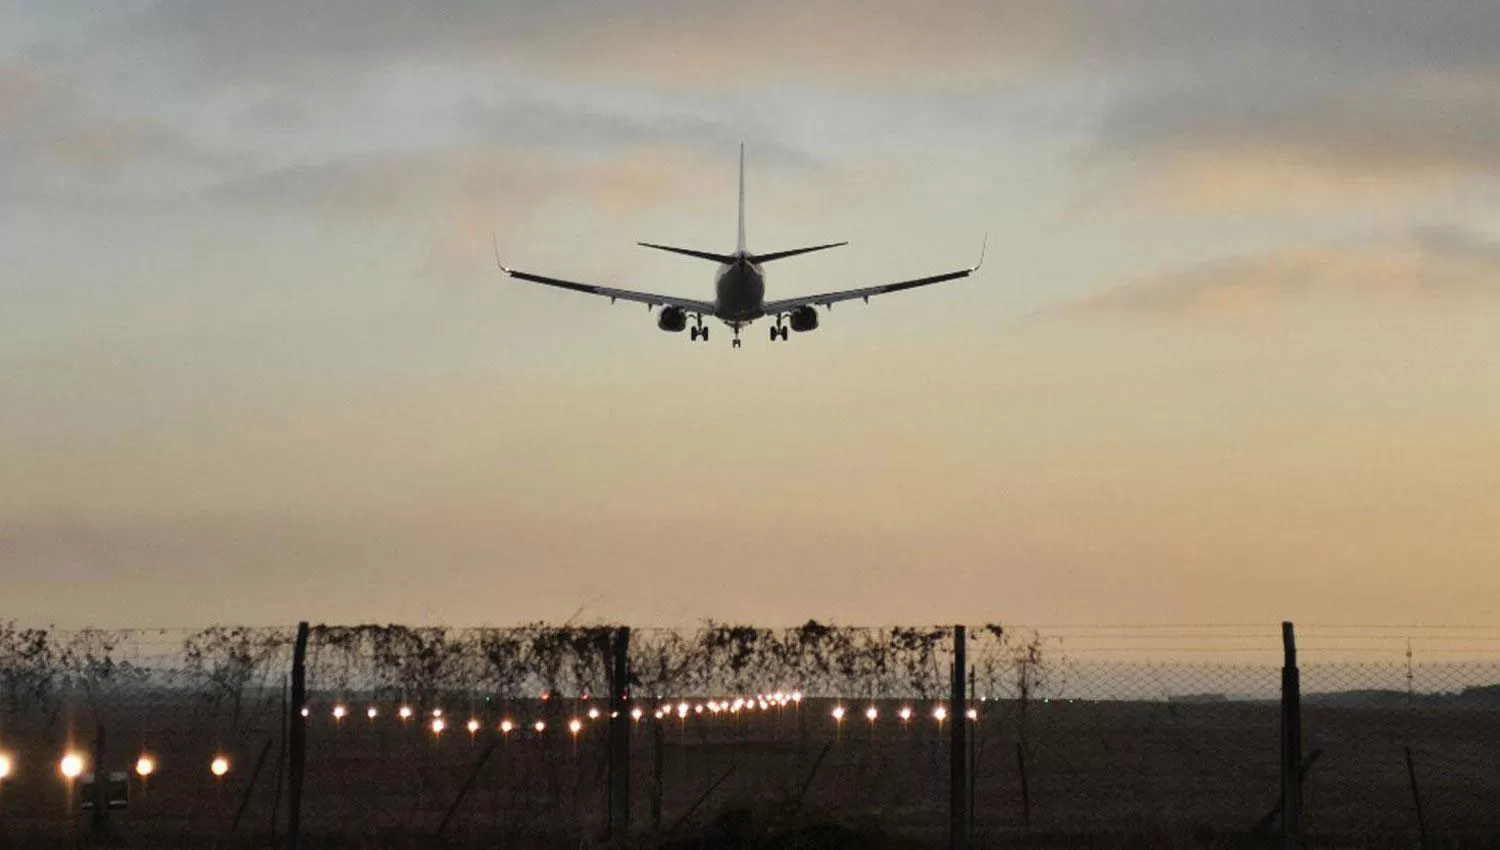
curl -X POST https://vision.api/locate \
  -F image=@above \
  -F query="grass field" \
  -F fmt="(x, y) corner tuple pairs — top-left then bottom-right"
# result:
(1, 691), (1495, 848)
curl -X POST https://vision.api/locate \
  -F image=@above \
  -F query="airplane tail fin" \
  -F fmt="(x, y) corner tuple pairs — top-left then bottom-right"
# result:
(737, 143), (746, 255)
(749, 241), (848, 263)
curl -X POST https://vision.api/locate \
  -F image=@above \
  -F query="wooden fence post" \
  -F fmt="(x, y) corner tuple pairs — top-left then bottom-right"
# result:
(1280, 621), (1302, 850)
(608, 626), (631, 844)
(950, 624), (968, 850)
(287, 621), (309, 850)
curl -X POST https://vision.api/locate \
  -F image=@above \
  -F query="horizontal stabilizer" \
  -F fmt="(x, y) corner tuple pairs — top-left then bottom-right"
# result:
(749, 241), (847, 263)
(637, 242), (737, 263)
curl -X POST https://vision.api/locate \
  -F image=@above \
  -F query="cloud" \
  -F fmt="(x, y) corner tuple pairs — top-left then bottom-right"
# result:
(1065, 226), (1500, 318)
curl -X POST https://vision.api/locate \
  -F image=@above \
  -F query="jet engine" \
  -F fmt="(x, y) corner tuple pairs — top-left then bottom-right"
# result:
(789, 305), (819, 332)
(657, 306), (687, 332)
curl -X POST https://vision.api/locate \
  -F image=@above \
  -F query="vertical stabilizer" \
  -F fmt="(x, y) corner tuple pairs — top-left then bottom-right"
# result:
(737, 143), (746, 255)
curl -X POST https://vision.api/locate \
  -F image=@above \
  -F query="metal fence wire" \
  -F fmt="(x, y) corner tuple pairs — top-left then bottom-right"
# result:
(0, 621), (1496, 848)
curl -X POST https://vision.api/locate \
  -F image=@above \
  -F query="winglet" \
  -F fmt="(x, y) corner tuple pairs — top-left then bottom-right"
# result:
(492, 232), (513, 274)
(970, 233), (987, 273)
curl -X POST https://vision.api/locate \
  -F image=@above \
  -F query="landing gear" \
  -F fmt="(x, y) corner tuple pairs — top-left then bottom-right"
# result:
(731, 324), (743, 348)
(770, 323), (789, 342)
(689, 322), (709, 342)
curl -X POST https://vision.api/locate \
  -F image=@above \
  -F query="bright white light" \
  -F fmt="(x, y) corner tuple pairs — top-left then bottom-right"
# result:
(865, 706), (878, 721)
(898, 707), (913, 722)
(299, 707), (309, 718)
(211, 756), (230, 777)
(135, 755), (156, 778)
(676, 703), (689, 719)
(694, 704), (704, 714)
(587, 707), (601, 720)
(758, 699), (769, 710)
(569, 718), (583, 735)
(630, 707), (643, 721)
(500, 720), (515, 734)
(398, 705), (413, 720)
(933, 706), (948, 722)
(431, 718), (446, 735)
(831, 706), (846, 722)
(332, 705), (347, 720)
(60, 753), (85, 780)
(653, 710), (664, 720)
(966, 708), (979, 721)
(432, 708), (443, 718)
(466, 719), (480, 734)
(366, 706), (378, 720)
(791, 691), (803, 704)
(533, 720), (546, 733)
(0, 752), (13, 781)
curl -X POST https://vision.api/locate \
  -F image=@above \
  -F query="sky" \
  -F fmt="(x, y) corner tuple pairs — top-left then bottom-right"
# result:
(3, 1), (1499, 630)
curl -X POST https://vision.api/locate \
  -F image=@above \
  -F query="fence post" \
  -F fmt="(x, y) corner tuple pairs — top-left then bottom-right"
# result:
(608, 626), (631, 844)
(89, 725), (109, 841)
(1280, 621), (1302, 850)
(950, 624), (968, 850)
(287, 621), (309, 850)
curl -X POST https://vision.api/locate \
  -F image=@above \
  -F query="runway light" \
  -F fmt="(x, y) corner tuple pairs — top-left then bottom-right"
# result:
(60, 752), (85, 780)
(0, 752), (13, 781)
(653, 709), (664, 720)
(630, 707), (643, 722)
(831, 706), (846, 722)
(430, 718), (446, 735)
(676, 703), (689, 719)
(366, 706), (378, 720)
(432, 708), (443, 718)
(569, 718), (583, 735)
(332, 705), (347, 721)
(899, 707), (913, 722)
(500, 719), (515, 735)
(211, 756), (230, 777)
(299, 707), (310, 718)
(135, 755), (156, 778)
(933, 706), (948, 723)
(966, 708), (979, 721)
(587, 707), (601, 720)
(533, 720), (546, 733)
(865, 706), (878, 721)
(398, 705), (413, 721)
(694, 704), (704, 714)
(467, 718), (481, 735)
(791, 691), (803, 704)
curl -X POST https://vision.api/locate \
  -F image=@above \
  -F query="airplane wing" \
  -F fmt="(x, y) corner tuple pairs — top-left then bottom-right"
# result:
(760, 238), (985, 315)
(495, 237), (716, 314)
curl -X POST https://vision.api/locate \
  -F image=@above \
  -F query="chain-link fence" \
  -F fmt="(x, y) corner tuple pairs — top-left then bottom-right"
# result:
(1, 621), (1496, 848)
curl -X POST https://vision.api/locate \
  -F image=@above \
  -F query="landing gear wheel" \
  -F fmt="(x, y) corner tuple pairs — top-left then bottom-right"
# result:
(732, 338), (742, 348)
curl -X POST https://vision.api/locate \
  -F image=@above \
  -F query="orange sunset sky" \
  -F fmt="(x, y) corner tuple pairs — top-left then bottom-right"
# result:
(3, 2), (1499, 628)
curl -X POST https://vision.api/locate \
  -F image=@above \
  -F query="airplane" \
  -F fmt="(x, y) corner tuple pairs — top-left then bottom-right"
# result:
(494, 145), (984, 348)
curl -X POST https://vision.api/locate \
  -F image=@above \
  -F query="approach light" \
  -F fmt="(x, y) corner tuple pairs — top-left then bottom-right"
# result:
(500, 719), (515, 735)
(0, 752), (13, 781)
(432, 708), (443, 718)
(467, 719), (481, 735)
(791, 691), (803, 704)
(211, 756), (230, 777)
(332, 705), (347, 721)
(587, 707), (601, 720)
(430, 718), (446, 735)
(831, 706), (846, 722)
(299, 707), (309, 718)
(366, 706), (378, 720)
(933, 706), (948, 722)
(865, 706), (878, 721)
(630, 707), (643, 722)
(398, 705), (413, 721)
(898, 707), (913, 722)
(569, 718), (583, 735)
(533, 720), (546, 733)
(966, 708), (979, 721)
(60, 752), (85, 780)
(135, 755), (156, 778)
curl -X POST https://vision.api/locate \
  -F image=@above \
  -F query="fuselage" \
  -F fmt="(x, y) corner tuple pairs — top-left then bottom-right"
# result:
(713, 255), (765, 322)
